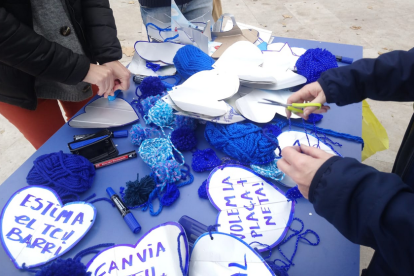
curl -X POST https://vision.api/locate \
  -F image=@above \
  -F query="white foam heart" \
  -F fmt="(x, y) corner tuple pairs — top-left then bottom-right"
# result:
(213, 41), (277, 83)
(277, 130), (340, 187)
(86, 222), (189, 276)
(0, 186), (96, 268)
(135, 41), (185, 65)
(68, 97), (139, 128)
(206, 165), (294, 251)
(190, 232), (275, 276)
(235, 87), (300, 123)
(169, 69), (240, 117)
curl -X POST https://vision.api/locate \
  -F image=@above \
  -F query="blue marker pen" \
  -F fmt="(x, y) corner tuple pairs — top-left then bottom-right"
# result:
(106, 187), (141, 234)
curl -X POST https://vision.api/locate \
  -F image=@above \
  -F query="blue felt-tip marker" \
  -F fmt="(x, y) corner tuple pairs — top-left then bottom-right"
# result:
(106, 187), (141, 234)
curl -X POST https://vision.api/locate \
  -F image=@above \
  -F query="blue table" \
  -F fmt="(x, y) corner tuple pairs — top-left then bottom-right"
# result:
(0, 37), (362, 275)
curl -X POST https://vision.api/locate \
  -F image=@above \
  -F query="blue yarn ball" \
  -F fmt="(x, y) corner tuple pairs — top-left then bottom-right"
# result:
(173, 45), (215, 79)
(139, 76), (165, 99)
(171, 126), (197, 151)
(305, 113), (323, 123)
(26, 151), (95, 204)
(204, 122), (278, 165)
(35, 258), (90, 276)
(296, 48), (338, 83)
(141, 94), (164, 116)
(160, 183), (180, 207)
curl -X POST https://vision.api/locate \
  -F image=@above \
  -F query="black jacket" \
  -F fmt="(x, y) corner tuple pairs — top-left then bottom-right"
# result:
(315, 49), (414, 276)
(0, 0), (122, 110)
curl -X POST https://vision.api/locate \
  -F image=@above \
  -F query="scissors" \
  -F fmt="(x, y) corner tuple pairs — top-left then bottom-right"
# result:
(259, 98), (322, 113)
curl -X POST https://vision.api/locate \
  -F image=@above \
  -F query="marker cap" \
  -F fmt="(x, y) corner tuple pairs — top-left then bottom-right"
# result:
(113, 130), (128, 138)
(124, 212), (141, 234)
(106, 187), (116, 198)
(341, 56), (354, 64)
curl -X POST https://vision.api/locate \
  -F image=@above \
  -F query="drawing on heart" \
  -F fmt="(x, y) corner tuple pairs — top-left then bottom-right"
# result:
(86, 222), (189, 276)
(68, 97), (139, 128)
(277, 130), (341, 187)
(168, 69), (240, 117)
(205, 165), (294, 252)
(189, 232), (275, 276)
(0, 186), (96, 269)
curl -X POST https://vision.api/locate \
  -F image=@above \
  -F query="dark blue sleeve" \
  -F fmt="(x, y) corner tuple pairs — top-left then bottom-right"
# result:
(318, 49), (414, 105)
(309, 156), (414, 274)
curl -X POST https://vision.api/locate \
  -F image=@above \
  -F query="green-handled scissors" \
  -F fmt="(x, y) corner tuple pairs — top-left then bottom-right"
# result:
(259, 98), (322, 113)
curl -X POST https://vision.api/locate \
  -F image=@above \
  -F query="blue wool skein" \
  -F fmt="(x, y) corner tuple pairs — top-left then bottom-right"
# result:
(26, 151), (95, 204)
(296, 48), (338, 83)
(204, 122), (278, 165)
(171, 126), (197, 151)
(173, 45), (215, 79)
(138, 76), (165, 99)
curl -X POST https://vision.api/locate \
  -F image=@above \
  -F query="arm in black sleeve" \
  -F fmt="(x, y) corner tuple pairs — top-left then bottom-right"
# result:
(318, 49), (414, 105)
(0, 8), (90, 85)
(309, 156), (414, 275)
(81, 0), (122, 64)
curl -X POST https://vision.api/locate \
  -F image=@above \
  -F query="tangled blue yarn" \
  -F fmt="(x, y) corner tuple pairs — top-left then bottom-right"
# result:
(204, 122), (278, 165)
(251, 159), (285, 181)
(296, 48), (338, 83)
(145, 100), (174, 128)
(129, 123), (160, 147)
(138, 76), (165, 99)
(305, 113), (323, 124)
(160, 183), (180, 207)
(171, 126), (197, 151)
(146, 61), (161, 72)
(173, 45), (215, 79)
(198, 179), (209, 199)
(26, 151), (95, 204)
(175, 115), (198, 130)
(192, 148), (222, 172)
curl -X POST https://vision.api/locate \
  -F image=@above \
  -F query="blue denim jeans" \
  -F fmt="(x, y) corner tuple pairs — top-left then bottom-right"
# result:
(140, 0), (214, 27)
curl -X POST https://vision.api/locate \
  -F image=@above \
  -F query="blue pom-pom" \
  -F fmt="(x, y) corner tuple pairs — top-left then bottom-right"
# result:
(141, 94), (164, 116)
(296, 48), (338, 83)
(198, 180), (209, 199)
(173, 45), (215, 79)
(129, 124), (160, 147)
(138, 76), (165, 99)
(35, 258), (90, 276)
(192, 148), (222, 172)
(171, 127), (197, 151)
(26, 151), (95, 204)
(160, 183), (180, 207)
(175, 115), (198, 130)
(263, 124), (283, 137)
(305, 113), (323, 124)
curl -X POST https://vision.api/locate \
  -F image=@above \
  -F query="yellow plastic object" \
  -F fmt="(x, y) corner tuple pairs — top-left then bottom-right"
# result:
(361, 100), (389, 161)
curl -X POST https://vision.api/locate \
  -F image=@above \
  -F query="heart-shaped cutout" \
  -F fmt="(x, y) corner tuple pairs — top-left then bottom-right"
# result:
(235, 87), (300, 123)
(277, 130), (341, 187)
(68, 97), (139, 128)
(214, 41), (276, 83)
(206, 165), (294, 251)
(169, 69), (240, 117)
(135, 41), (185, 65)
(0, 186), (96, 268)
(190, 232), (275, 275)
(86, 222), (189, 276)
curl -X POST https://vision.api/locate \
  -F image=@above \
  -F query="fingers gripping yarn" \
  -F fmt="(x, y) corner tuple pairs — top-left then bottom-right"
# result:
(26, 151), (95, 204)
(204, 122), (278, 165)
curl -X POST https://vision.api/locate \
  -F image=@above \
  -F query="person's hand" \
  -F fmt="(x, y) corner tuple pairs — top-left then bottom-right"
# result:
(83, 64), (115, 98)
(278, 145), (334, 199)
(286, 81), (330, 119)
(102, 61), (131, 92)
